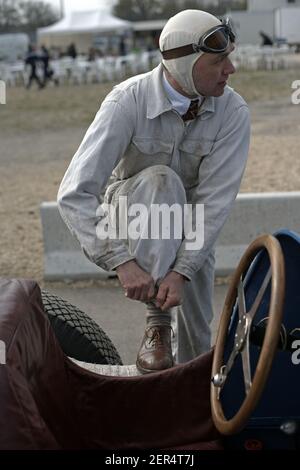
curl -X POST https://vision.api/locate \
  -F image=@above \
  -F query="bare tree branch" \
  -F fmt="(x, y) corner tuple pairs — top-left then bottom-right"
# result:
(0, 0), (58, 34)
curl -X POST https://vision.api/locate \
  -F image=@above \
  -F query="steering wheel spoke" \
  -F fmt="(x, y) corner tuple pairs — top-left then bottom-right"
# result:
(248, 268), (272, 319)
(237, 278), (247, 319)
(241, 336), (252, 394)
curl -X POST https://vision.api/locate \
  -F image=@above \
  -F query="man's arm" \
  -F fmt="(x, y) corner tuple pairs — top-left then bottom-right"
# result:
(172, 102), (251, 280)
(57, 97), (136, 272)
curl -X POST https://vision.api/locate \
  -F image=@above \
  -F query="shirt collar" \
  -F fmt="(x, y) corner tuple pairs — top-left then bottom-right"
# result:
(147, 64), (215, 120)
(162, 73), (191, 115)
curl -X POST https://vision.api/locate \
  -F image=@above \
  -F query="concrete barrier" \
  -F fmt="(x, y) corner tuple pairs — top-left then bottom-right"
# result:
(40, 192), (300, 280)
(215, 192), (300, 275)
(40, 202), (116, 281)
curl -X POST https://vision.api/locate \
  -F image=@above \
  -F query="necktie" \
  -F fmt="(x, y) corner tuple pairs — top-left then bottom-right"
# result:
(182, 99), (199, 121)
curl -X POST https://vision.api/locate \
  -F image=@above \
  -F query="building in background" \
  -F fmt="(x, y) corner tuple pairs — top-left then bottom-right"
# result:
(38, 9), (168, 56)
(248, 0), (300, 11)
(229, 0), (300, 45)
(0, 33), (29, 62)
(131, 20), (167, 53)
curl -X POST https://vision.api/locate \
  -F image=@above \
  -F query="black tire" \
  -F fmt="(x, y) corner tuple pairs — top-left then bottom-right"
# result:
(41, 290), (122, 365)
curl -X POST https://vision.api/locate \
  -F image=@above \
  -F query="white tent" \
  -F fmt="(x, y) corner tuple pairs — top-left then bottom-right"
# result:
(38, 10), (132, 35)
(37, 10), (132, 53)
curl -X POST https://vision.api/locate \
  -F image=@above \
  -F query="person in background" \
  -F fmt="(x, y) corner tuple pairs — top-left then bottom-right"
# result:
(24, 44), (44, 89)
(119, 36), (126, 56)
(259, 31), (273, 46)
(67, 43), (77, 59)
(40, 45), (59, 86)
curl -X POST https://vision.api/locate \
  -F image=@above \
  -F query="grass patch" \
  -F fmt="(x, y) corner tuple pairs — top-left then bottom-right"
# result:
(229, 67), (299, 102)
(1, 82), (116, 133)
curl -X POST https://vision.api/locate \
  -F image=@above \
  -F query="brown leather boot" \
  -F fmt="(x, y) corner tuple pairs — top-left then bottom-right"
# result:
(136, 325), (174, 374)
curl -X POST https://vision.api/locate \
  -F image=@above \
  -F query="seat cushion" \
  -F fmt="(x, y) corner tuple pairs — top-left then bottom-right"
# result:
(0, 278), (222, 450)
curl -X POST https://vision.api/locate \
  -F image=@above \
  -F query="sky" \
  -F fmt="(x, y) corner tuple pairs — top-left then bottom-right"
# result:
(46, 0), (115, 16)
(35, 0), (221, 17)
(38, 0), (220, 17)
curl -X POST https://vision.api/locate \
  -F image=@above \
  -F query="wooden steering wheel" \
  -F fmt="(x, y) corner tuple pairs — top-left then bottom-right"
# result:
(211, 234), (285, 435)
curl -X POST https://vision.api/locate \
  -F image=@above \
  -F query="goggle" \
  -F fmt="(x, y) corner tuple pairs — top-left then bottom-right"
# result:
(161, 18), (236, 60)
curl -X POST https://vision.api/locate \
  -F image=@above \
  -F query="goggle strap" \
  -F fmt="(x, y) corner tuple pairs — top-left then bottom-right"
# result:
(161, 44), (197, 60)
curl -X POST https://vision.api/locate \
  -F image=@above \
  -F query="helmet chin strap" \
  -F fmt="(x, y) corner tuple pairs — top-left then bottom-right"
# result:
(163, 67), (196, 98)
(162, 53), (204, 97)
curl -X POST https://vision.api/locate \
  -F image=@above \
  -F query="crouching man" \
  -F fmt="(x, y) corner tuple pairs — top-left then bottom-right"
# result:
(57, 9), (250, 374)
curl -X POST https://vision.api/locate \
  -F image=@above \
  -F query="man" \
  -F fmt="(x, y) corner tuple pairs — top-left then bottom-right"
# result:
(40, 45), (59, 87)
(57, 10), (250, 374)
(25, 44), (44, 90)
(259, 31), (273, 47)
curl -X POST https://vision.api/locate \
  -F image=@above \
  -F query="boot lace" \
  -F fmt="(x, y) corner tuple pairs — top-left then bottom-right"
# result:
(145, 326), (174, 347)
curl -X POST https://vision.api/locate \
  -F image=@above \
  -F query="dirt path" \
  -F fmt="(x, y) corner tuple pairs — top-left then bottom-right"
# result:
(241, 98), (300, 192)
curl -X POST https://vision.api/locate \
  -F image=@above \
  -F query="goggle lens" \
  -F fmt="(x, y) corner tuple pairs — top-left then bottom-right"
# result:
(203, 28), (230, 51)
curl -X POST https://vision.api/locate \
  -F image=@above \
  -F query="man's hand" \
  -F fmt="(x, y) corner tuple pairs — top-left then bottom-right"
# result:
(155, 271), (187, 311)
(116, 260), (156, 302)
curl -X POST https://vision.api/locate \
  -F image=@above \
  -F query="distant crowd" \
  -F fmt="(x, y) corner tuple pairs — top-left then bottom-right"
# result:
(24, 33), (160, 90)
(24, 42), (79, 89)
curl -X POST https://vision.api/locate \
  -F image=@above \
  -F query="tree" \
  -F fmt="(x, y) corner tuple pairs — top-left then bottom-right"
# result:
(227, 0), (247, 11)
(212, 0), (247, 14)
(19, 1), (58, 32)
(113, 0), (210, 21)
(0, 0), (58, 34)
(160, 1), (207, 19)
(114, 0), (163, 21)
(0, 0), (21, 33)
(113, 0), (247, 21)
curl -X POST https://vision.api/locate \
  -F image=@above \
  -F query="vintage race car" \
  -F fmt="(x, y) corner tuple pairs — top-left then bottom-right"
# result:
(0, 229), (299, 450)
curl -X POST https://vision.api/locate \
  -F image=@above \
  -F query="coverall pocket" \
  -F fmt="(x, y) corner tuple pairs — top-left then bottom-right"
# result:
(179, 138), (214, 188)
(124, 137), (174, 176)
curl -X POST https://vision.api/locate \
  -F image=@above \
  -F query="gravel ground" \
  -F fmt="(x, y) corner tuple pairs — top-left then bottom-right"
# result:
(1, 76), (300, 285)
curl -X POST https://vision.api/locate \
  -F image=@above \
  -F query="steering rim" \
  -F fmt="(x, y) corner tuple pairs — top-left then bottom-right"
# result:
(211, 234), (285, 435)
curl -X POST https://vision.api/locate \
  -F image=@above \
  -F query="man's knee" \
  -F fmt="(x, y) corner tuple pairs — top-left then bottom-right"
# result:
(138, 165), (184, 191)
(114, 164), (186, 204)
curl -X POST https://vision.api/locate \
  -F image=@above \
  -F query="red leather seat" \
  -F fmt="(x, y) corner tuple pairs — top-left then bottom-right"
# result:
(0, 279), (222, 450)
